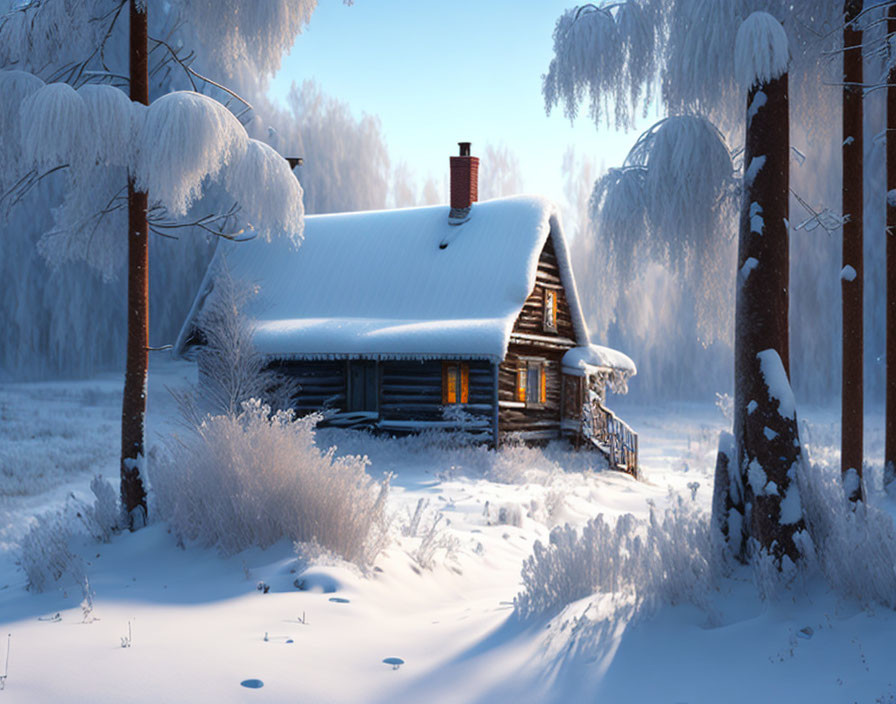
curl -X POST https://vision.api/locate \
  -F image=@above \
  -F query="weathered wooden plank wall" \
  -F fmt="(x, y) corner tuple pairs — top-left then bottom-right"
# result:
(512, 235), (576, 341)
(497, 233), (579, 440)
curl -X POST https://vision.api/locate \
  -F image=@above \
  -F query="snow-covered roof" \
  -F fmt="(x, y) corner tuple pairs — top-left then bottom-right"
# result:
(176, 195), (592, 362)
(562, 344), (637, 395)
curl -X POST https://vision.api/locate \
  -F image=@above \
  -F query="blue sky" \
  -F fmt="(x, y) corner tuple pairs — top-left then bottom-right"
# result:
(269, 0), (655, 212)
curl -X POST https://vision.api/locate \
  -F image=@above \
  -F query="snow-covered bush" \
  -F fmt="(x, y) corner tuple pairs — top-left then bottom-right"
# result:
(150, 400), (391, 568)
(18, 510), (85, 593)
(17, 475), (120, 592)
(514, 496), (716, 620)
(796, 457), (896, 609)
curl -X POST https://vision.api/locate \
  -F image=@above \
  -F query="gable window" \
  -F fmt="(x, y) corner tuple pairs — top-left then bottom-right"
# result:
(516, 359), (547, 406)
(442, 362), (469, 404)
(543, 289), (558, 333)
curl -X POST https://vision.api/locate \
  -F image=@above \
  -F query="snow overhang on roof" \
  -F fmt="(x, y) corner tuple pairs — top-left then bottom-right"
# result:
(562, 344), (637, 394)
(175, 195), (592, 361)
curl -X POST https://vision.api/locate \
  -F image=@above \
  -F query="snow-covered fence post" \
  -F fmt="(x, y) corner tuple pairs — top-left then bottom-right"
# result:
(121, 0), (150, 529)
(720, 12), (806, 566)
(841, 0), (864, 501)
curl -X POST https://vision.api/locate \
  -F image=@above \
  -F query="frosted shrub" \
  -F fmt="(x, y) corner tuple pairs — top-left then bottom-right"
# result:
(177, 265), (298, 423)
(796, 457), (896, 609)
(514, 496), (715, 620)
(18, 511), (85, 593)
(18, 475), (120, 592)
(151, 400), (390, 568)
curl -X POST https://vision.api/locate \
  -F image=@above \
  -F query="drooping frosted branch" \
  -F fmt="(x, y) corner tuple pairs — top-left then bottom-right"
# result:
(78, 84), (138, 169)
(593, 115), (735, 268)
(590, 115), (736, 342)
(225, 139), (304, 241)
(20, 83), (91, 170)
(135, 91), (249, 216)
(543, 1), (660, 129)
(171, 0), (319, 79)
(0, 70), (44, 187)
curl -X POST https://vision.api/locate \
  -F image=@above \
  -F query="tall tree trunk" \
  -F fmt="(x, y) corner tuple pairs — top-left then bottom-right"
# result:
(121, 0), (149, 528)
(886, 4), (896, 486)
(842, 0), (864, 501)
(730, 67), (805, 565)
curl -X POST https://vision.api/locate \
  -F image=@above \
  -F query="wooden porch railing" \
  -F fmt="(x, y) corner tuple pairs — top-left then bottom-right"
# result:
(588, 402), (639, 476)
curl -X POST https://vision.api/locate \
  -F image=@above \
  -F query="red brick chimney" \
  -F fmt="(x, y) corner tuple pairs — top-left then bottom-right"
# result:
(449, 142), (479, 222)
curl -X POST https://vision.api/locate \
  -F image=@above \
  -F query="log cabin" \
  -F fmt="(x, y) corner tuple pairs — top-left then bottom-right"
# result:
(175, 143), (639, 474)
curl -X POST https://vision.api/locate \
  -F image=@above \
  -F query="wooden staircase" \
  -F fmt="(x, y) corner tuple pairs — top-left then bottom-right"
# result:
(586, 402), (639, 476)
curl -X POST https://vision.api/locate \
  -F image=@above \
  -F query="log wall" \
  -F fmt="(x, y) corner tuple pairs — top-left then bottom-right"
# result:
(270, 359), (496, 434)
(498, 233), (579, 440)
(272, 360), (346, 414)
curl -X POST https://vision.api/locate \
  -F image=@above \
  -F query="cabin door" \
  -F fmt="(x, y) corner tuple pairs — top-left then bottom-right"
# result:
(347, 361), (378, 412)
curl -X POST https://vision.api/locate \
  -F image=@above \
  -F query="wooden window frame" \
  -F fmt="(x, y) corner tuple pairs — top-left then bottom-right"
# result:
(516, 358), (547, 408)
(543, 288), (558, 333)
(441, 362), (469, 404)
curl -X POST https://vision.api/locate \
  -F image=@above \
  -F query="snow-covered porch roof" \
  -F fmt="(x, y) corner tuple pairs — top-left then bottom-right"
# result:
(562, 344), (637, 394)
(176, 195), (595, 362)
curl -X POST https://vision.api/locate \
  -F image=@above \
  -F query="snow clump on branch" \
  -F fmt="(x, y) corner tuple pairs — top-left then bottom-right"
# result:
(734, 12), (790, 90)
(135, 91), (249, 216)
(78, 84), (137, 169)
(20, 82), (91, 170)
(225, 138), (304, 241)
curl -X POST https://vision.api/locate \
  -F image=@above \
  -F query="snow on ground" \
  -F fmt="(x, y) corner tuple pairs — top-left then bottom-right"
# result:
(1, 359), (894, 703)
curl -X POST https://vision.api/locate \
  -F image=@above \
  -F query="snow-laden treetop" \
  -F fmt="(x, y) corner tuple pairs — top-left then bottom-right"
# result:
(734, 12), (790, 90)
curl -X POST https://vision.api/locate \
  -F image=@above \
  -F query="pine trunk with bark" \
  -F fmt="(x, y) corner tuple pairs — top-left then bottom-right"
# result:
(841, 0), (864, 501)
(886, 4), (896, 485)
(719, 66), (806, 565)
(121, 0), (149, 528)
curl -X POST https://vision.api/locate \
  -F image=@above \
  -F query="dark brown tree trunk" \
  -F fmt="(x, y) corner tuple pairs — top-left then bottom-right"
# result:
(841, 0), (864, 501)
(886, 4), (896, 485)
(729, 70), (805, 565)
(121, 0), (149, 528)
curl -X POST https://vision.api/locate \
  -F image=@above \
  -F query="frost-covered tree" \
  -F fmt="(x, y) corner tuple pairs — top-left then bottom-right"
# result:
(478, 144), (524, 201)
(543, 1), (858, 405)
(0, 0), (314, 526)
(259, 80), (390, 215)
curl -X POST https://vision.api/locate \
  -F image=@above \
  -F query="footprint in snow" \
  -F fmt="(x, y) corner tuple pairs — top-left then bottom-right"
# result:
(240, 679), (264, 689)
(383, 657), (405, 670)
